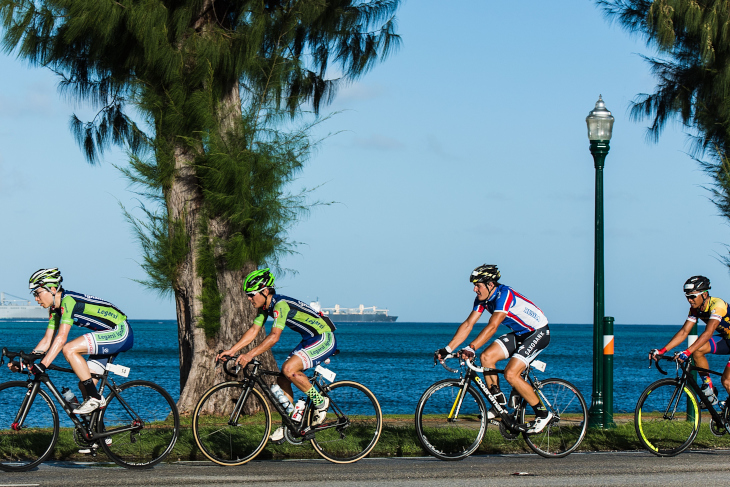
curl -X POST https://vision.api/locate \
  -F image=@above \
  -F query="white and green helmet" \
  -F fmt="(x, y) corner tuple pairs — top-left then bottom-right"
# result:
(243, 268), (275, 293)
(29, 268), (63, 292)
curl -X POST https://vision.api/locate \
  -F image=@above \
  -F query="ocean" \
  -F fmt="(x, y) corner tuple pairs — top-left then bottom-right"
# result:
(0, 320), (721, 415)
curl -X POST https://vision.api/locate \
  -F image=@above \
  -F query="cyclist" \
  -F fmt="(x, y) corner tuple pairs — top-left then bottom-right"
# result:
(8, 268), (133, 416)
(650, 275), (730, 406)
(435, 264), (552, 433)
(217, 268), (337, 443)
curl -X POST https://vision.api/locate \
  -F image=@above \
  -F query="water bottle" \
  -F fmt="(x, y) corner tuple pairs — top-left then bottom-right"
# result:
(291, 399), (306, 422)
(61, 387), (79, 406)
(270, 384), (294, 414)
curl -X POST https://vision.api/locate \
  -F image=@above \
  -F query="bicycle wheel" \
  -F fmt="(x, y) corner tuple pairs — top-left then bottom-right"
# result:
(192, 382), (271, 466)
(414, 379), (487, 461)
(519, 378), (588, 458)
(0, 381), (59, 472)
(308, 380), (382, 463)
(99, 380), (180, 468)
(635, 378), (700, 457)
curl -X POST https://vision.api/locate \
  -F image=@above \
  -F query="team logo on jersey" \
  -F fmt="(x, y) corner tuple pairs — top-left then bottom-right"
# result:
(273, 310), (280, 319)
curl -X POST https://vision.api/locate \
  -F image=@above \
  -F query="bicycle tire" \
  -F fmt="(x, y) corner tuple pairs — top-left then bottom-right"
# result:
(635, 378), (700, 457)
(519, 378), (588, 458)
(414, 378), (487, 461)
(0, 380), (60, 472)
(192, 381), (271, 466)
(99, 380), (180, 468)
(308, 380), (383, 464)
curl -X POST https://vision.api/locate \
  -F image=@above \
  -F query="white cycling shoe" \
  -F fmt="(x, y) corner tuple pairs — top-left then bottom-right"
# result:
(270, 426), (285, 443)
(524, 411), (554, 434)
(73, 396), (106, 415)
(310, 398), (330, 426)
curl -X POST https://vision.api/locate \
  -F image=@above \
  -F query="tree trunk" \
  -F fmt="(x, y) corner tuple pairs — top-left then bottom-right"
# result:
(169, 80), (279, 415)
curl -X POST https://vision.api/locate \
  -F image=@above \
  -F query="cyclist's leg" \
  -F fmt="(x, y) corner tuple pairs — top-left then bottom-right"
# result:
(281, 332), (338, 397)
(504, 329), (550, 405)
(481, 333), (515, 390)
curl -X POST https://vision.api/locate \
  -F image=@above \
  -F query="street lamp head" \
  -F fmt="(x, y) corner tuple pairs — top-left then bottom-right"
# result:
(586, 95), (614, 141)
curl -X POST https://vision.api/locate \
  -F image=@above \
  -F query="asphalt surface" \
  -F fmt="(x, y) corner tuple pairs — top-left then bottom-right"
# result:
(2, 451), (730, 486)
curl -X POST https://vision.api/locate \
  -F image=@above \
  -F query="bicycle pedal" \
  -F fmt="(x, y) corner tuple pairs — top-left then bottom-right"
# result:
(270, 438), (286, 445)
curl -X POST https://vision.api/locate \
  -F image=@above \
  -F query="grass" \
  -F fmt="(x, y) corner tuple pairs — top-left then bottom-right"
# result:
(6, 413), (730, 464)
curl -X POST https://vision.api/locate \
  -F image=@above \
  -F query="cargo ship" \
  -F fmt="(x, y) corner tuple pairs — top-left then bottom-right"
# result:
(0, 292), (48, 320)
(312, 303), (397, 323)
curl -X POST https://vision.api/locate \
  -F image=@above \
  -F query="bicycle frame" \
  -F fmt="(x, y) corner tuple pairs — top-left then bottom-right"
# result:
(225, 359), (345, 440)
(4, 352), (145, 444)
(659, 359), (726, 427)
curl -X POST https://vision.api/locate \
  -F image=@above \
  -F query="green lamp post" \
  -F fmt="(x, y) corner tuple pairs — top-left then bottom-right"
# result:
(586, 95), (614, 428)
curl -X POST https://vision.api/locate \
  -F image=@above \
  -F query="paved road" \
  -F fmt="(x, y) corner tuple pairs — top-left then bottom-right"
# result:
(3, 451), (730, 486)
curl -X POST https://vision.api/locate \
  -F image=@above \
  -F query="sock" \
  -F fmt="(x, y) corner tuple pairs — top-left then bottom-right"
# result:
(82, 379), (101, 400)
(306, 386), (325, 407)
(702, 375), (714, 390)
(531, 402), (548, 418)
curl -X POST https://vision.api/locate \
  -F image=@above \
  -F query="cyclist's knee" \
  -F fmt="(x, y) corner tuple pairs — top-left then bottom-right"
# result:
(281, 361), (301, 379)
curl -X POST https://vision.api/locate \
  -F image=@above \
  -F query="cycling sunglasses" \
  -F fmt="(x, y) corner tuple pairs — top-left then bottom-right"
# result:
(685, 291), (705, 299)
(246, 290), (261, 298)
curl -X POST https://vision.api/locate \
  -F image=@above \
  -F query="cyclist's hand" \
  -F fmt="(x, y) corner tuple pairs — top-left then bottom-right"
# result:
(649, 348), (666, 360)
(434, 347), (452, 360)
(677, 350), (691, 363)
(459, 346), (475, 360)
(6, 360), (21, 372)
(236, 352), (254, 367)
(28, 362), (46, 376)
(216, 349), (233, 363)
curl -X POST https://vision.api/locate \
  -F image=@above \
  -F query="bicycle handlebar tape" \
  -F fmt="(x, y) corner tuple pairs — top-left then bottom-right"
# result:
(603, 316), (614, 428)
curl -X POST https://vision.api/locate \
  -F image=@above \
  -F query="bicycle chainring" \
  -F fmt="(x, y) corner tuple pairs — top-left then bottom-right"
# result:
(284, 426), (304, 445)
(710, 419), (726, 437)
(498, 410), (522, 440)
(73, 428), (94, 448)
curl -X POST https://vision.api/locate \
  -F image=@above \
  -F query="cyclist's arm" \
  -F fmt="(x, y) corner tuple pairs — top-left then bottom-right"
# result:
(32, 327), (56, 354)
(468, 311), (507, 350)
(245, 327), (283, 358)
(40, 323), (71, 368)
(659, 319), (697, 352)
(446, 311), (482, 351)
(222, 323), (261, 356)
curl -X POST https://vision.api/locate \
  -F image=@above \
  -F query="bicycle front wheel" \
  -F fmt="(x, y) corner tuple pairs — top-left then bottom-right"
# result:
(520, 378), (588, 458)
(308, 380), (382, 464)
(99, 380), (180, 468)
(192, 382), (271, 466)
(635, 378), (700, 457)
(0, 381), (59, 472)
(414, 379), (487, 461)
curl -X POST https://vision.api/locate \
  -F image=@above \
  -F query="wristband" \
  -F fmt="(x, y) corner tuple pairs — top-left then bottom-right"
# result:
(658, 347), (667, 355)
(444, 346), (452, 353)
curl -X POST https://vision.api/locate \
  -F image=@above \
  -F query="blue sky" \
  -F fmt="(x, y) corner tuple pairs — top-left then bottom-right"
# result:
(2, 1), (729, 325)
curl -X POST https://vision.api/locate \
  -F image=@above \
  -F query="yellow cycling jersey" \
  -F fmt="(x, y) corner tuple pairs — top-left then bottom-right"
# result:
(688, 296), (730, 338)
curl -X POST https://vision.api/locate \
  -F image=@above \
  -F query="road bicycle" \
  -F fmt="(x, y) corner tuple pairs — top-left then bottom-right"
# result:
(0, 348), (180, 471)
(415, 353), (588, 460)
(635, 353), (730, 456)
(192, 351), (382, 465)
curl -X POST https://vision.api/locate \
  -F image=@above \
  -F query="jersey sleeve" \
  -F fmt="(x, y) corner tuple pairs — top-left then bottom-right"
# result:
(492, 288), (512, 314)
(710, 299), (728, 321)
(472, 296), (486, 314)
(252, 310), (267, 327)
(271, 301), (290, 330)
(687, 307), (698, 323)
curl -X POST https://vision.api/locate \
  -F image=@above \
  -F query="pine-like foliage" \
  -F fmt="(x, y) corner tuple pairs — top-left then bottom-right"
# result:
(598, 0), (730, 266)
(1, 0), (400, 336)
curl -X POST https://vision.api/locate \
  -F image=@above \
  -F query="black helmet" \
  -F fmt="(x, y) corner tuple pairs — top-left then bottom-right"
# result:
(470, 264), (500, 284)
(684, 276), (711, 294)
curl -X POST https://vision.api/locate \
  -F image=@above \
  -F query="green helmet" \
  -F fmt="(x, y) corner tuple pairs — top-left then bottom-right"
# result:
(243, 268), (275, 294)
(469, 264), (500, 284)
(29, 268), (63, 292)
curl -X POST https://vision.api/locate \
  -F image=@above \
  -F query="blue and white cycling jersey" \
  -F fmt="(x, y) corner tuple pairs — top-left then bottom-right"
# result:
(473, 284), (548, 335)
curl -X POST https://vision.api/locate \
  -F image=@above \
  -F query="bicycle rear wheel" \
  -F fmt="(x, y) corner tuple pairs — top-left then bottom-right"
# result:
(99, 380), (180, 468)
(519, 378), (588, 458)
(192, 382), (271, 466)
(635, 378), (700, 457)
(308, 380), (382, 464)
(0, 381), (59, 472)
(414, 379), (487, 461)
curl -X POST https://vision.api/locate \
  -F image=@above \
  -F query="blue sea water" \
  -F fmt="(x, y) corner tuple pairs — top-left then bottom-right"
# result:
(1, 320), (725, 415)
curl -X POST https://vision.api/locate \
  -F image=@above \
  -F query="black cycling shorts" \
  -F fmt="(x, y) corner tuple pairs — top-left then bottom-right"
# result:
(494, 328), (550, 366)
